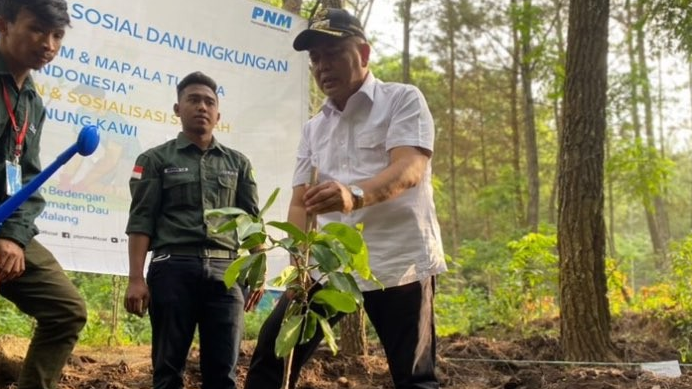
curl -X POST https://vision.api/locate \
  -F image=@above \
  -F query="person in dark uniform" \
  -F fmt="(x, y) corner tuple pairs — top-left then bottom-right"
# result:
(0, 1), (87, 388)
(124, 71), (264, 389)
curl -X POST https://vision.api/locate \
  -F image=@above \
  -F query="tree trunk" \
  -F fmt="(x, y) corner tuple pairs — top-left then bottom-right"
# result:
(635, 0), (669, 266)
(352, 1), (374, 28)
(108, 275), (123, 346)
(625, 0), (665, 260)
(401, 0), (412, 84)
(559, 0), (618, 362)
(339, 308), (367, 356)
(321, 0), (342, 8)
(510, 0), (524, 229)
(606, 133), (616, 257)
(548, 0), (566, 225)
(476, 61), (490, 238)
(282, 0), (302, 14)
(548, 97), (560, 226)
(445, 0), (459, 253)
(520, 0), (540, 232)
(624, 0), (641, 139)
(657, 54), (664, 161)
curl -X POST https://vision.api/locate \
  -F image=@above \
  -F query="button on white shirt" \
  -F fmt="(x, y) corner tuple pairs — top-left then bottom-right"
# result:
(292, 73), (447, 291)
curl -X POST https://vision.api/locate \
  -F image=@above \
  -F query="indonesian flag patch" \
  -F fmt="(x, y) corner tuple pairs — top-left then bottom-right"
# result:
(131, 165), (144, 180)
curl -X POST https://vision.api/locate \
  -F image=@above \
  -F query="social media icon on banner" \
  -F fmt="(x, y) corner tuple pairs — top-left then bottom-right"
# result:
(62, 232), (71, 238)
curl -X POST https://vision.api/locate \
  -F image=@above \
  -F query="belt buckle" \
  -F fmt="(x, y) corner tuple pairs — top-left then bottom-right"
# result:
(202, 248), (212, 258)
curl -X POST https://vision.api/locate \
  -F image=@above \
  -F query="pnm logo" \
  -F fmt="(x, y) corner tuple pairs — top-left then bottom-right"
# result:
(251, 6), (292, 31)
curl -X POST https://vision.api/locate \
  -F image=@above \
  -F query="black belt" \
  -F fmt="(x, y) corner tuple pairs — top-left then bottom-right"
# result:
(153, 245), (237, 260)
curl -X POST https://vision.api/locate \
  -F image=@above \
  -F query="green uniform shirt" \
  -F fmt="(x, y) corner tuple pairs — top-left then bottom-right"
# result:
(0, 55), (47, 247)
(126, 132), (259, 251)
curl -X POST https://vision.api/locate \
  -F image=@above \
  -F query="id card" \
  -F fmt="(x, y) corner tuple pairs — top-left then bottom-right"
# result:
(5, 160), (22, 196)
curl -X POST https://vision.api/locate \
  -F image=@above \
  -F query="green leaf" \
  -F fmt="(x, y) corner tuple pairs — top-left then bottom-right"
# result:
(327, 273), (363, 304)
(271, 265), (299, 287)
(275, 314), (303, 358)
(258, 188), (280, 219)
(246, 252), (267, 290)
(273, 237), (296, 251)
(322, 301), (338, 318)
(240, 232), (267, 249)
(223, 256), (250, 288)
(316, 314), (338, 355)
(312, 289), (357, 313)
(235, 253), (261, 286)
(204, 207), (248, 218)
(286, 301), (303, 318)
(311, 243), (340, 272)
(301, 311), (318, 344)
(209, 219), (238, 234)
(204, 207), (245, 235)
(267, 221), (307, 242)
(238, 265), (251, 285)
(322, 222), (363, 253)
(327, 239), (351, 267)
(273, 236), (301, 258)
(350, 242), (372, 281)
(237, 216), (263, 240)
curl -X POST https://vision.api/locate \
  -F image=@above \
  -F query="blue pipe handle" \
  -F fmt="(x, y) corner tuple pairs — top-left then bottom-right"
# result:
(0, 125), (100, 224)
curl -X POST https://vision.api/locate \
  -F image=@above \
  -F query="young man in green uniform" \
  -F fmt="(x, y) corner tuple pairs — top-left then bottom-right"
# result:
(124, 71), (264, 389)
(0, 1), (87, 388)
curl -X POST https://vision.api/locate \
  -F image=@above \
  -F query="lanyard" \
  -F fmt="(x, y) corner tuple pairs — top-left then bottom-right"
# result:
(2, 82), (29, 163)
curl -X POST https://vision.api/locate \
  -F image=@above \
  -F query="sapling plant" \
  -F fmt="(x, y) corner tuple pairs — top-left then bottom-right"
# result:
(204, 187), (378, 388)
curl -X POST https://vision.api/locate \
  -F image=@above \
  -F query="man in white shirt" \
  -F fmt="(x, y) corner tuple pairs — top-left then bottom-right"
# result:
(244, 8), (447, 389)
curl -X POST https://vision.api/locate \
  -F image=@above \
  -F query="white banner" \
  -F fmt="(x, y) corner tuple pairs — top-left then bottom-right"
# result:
(31, 0), (308, 278)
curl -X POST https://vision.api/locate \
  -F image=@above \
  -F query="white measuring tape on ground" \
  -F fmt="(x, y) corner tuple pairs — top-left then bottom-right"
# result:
(444, 357), (686, 378)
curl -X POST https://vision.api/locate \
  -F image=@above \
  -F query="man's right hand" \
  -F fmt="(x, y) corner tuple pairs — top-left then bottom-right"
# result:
(124, 277), (149, 317)
(0, 238), (25, 283)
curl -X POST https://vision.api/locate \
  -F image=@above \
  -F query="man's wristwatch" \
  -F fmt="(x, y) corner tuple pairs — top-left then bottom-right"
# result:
(348, 185), (365, 211)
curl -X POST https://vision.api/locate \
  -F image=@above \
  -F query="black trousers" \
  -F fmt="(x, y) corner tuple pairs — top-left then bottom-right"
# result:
(244, 276), (439, 389)
(147, 255), (246, 389)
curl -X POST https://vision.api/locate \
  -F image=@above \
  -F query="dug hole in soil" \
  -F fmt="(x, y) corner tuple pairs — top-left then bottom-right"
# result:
(2, 314), (692, 388)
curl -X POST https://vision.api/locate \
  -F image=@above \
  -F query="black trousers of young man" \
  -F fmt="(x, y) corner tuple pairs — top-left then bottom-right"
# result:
(244, 276), (438, 389)
(147, 255), (246, 389)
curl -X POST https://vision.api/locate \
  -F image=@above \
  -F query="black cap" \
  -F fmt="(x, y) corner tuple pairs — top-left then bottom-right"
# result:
(293, 8), (366, 51)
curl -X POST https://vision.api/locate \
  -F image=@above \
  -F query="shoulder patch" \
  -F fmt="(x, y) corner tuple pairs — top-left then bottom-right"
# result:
(131, 165), (144, 180)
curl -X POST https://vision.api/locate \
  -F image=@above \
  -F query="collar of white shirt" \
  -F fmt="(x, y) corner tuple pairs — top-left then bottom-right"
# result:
(322, 71), (377, 116)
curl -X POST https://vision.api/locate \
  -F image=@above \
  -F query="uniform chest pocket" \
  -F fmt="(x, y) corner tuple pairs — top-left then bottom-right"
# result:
(216, 171), (238, 207)
(162, 172), (197, 209)
(15, 95), (41, 148)
(356, 129), (387, 149)
(355, 127), (388, 171)
(23, 111), (42, 146)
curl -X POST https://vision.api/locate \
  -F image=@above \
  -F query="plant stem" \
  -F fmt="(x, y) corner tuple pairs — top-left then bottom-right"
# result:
(280, 300), (297, 389)
(281, 166), (319, 389)
(304, 166), (318, 233)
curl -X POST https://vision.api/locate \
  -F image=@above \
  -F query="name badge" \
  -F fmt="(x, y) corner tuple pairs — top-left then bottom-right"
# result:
(164, 167), (189, 174)
(5, 160), (22, 196)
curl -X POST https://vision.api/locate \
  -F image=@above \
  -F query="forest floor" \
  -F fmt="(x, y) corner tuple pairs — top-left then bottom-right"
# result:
(2, 313), (692, 389)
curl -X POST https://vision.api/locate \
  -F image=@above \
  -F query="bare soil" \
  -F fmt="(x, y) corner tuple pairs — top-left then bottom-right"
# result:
(2, 314), (692, 389)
